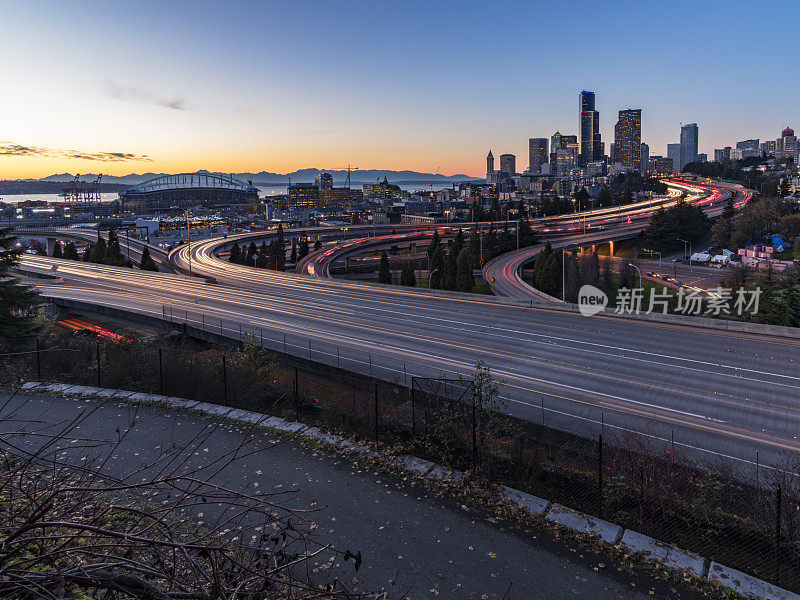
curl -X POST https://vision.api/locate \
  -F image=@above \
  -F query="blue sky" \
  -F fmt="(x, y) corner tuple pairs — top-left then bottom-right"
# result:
(0, 0), (797, 178)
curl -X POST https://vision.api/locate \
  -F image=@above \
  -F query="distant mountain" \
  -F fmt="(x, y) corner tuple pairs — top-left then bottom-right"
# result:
(38, 169), (479, 186)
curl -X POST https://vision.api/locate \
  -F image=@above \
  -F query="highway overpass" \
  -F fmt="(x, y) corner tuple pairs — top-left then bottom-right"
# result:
(18, 247), (800, 480)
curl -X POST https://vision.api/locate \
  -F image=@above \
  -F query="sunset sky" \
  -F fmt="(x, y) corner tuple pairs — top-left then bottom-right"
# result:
(1, 0), (798, 179)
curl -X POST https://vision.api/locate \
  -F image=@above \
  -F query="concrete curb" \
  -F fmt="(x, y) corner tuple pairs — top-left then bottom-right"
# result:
(13, 381), (797, 600)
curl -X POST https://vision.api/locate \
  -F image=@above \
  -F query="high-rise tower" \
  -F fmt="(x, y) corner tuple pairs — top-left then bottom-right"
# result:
(680, 123), (699, 169)
(579, 90), (601, 166)
(486, 150), (494, 178)
(528, 138), (548, 174)
(613, 109), (642, 169)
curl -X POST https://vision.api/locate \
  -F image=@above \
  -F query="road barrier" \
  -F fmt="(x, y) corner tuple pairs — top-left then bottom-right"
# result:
(4, 329), (800, 596)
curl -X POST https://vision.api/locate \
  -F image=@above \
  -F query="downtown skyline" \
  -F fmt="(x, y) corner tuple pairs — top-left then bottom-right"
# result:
(1, 0), (798, 180)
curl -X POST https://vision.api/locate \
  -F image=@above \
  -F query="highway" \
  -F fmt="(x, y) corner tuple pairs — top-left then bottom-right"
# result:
(18, 245), (800, 477)
(14, 226), (174, 272)
(484, 179), (752, 300)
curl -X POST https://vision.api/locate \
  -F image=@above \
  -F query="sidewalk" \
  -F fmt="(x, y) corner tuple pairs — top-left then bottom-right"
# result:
(0, 392), (704, 600)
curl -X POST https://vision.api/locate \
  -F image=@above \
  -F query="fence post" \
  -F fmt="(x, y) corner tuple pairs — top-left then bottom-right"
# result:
(283, 333), (287, 355)
(471, 394), (477, 469)
(222, 355), (228, 406)
(158, 347), (164, 395)
(202, 313), (205, 331)
(410, 379), (416, 435)
(239, 324), (243, 349)
(308, 339), (311, 360)
(337, 347), (340, 368)
(598, 433), (604, 518)
(374, 380), (379, 443)
(96, 342), (101, 387)
(260, 328), (263, 347)
(369, 354), (372, 377)
(775, 485), (782, 583)
(294, 366), (300, 421)
(36, 338), (41, 380)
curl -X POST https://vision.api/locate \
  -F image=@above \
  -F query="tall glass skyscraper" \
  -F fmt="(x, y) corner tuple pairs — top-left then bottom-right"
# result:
(528, 138), (548, 173)
(613, 109), (642, 169)
(578, 91), (601, 167)
(680, 123), (699, 169)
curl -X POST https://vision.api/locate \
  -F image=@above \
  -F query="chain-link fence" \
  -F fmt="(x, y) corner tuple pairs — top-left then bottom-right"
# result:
(2, 327), (800, 593)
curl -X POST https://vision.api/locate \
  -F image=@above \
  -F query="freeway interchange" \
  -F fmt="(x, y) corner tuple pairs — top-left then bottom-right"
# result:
(15, 178), (799, 477)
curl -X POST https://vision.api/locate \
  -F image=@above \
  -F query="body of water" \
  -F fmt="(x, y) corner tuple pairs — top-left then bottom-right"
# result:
(1, 182), (459, 204)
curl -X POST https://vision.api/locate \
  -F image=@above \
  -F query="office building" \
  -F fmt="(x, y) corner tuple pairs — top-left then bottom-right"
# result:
(613, 109), (642, 169)
(697, 153), (707, 162)
(578, 91), (601, 166)
(649, 156), (674, 175)
(736, 139), (759, 151)
(640, 142), (649, 174)
(714, 147), (732, 162)
(550, 132), (576, 166)
(680, 123), (699, 169)
(317, 172), (333, 190)
(528, 138), (548, 174)
(486, 150), (494, 178)
(287, 183), (320, 211)
(499, 153), (516, 176)
(761, 140), (777, 154)
(667, 143), (682, 174)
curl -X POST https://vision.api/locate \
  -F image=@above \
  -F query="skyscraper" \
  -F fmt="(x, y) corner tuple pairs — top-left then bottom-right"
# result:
(680, 123), (699, 169)
(486, 150), (494, 177)
(578, 91), (601, 166)
(613, 109), (642, 169)
(640, 142), (649, 174)
(499, 154), (516, 176)
(667, 143), (682, 174)
(528, 138), (548, 174)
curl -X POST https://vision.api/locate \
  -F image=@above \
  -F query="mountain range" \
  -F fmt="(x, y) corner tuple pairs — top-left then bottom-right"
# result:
(36, 169), (479, 186)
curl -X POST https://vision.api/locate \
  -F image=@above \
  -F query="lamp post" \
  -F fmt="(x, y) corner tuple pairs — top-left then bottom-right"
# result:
(677, 237), (692, 271)
(185, 210), (192, 277)
(428, 268), (439, 288)
(629, 262), (642, 290)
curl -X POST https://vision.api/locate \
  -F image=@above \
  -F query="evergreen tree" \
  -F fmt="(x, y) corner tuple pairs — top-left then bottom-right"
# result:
(290, 238), (297, 263)
(276, 224), (285, 268)
(298, 233), (309, 259)
(229, 241), (242, 264)
(35, 244), (47, 256)
(314, 239), (322, 251)
(456, 248), (474, 292)
(52, 242), (63, 259)
(63, 242), (79, 261)
(400, 261), (416, 287)
(246, 241), (258, 267)
(429, 246), (445, 289)
(427, 230), (441, 258)
(712, 196), (736, 249)
(443, 249), (458, 290)
(601, 255), (613, 289)
(452, 228), (465, 255)
(0, 227), (42, 338)
(93, 237), (108, 264)
(106, 228), (124, 265)
(378, 251), (392, 284)
(255, 245), (269, 269)
(139, 246), (159, 271)
(564, 250), (581, 302)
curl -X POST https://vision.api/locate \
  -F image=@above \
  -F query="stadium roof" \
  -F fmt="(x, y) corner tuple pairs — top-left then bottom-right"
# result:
(122, 173), (258, 195)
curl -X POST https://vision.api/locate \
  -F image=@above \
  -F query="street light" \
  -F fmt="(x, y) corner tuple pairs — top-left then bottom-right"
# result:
(428, 268), (439, 288)
(561, 244), (576, 303)
(629, 262), (642, 290)
(677, 237), (692, 271)
(185, 210), (192, 277)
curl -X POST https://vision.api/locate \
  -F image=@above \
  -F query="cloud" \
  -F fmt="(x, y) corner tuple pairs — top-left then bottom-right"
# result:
(105, 81), (189, 111)
(0, 143), (50, 157)
(0, 141), (151, 162)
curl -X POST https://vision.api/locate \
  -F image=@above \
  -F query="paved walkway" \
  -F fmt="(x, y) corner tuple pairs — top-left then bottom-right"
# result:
(0, 392), (703, 600)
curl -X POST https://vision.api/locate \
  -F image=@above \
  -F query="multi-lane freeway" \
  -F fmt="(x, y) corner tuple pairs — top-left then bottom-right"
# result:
(19, 224), (800, 478)
(484, 179), (752, 300)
